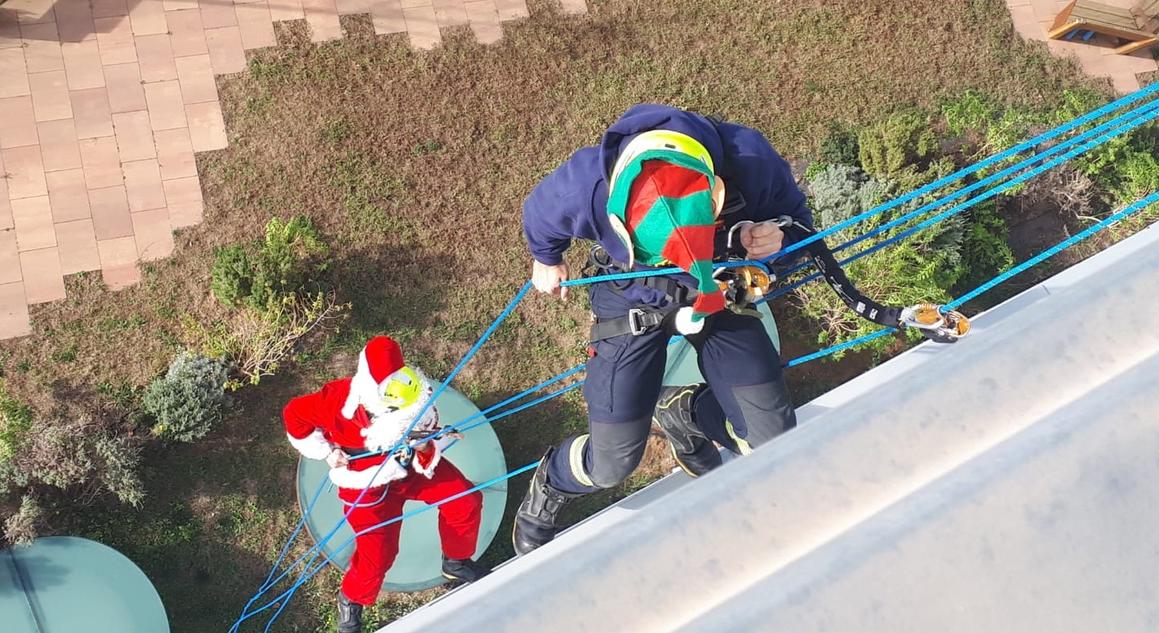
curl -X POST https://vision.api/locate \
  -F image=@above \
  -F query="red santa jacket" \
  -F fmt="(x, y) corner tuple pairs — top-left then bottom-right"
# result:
(283, 377), (442, 490)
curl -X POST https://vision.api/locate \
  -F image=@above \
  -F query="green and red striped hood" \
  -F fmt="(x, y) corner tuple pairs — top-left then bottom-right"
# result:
(607, 149), (725, 322)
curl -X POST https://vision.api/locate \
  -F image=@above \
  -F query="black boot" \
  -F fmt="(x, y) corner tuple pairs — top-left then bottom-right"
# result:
(336, 592), (363, 633)
(442, 556), (492, 584)
(653, 385), (722, 477)
(512, 448), (581, 556)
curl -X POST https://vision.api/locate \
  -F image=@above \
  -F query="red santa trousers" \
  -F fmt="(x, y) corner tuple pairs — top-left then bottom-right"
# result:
(337, 459), (482, 605)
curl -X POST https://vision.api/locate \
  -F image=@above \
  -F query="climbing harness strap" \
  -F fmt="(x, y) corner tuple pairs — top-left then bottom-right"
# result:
(775, 215), (969, 343)
(588, 307), (671, 342)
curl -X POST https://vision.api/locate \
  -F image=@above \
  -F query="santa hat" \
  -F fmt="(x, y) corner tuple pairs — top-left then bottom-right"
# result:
(607, 147), (726, 325)
(342, 335), (407, 419)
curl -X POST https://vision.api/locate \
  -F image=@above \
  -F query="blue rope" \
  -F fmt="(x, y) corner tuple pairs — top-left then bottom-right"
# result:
(946, 190), (1159, 309)
(771, 82), (1159, 261)
(452, 381), (585, 435)
(783, 328), (896, 368)
(560, 258), (768, 288)
(762, 101), (1159, 305)
(236, 461), (541, 630)
(783, 191), (1159, 367)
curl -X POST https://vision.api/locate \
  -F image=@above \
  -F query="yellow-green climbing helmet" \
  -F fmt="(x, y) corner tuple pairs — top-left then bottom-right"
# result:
(381, 366), (423, 410)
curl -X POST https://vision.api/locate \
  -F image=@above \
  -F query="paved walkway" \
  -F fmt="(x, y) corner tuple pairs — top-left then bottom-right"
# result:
(0, 0), (587, 339)
(1006, 0), (1158, 93)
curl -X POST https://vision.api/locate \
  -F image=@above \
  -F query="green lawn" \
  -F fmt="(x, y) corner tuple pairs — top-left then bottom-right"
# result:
(0, 0), (1110, 630)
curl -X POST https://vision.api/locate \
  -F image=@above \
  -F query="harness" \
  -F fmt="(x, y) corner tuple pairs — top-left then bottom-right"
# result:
(582, 245), (694, 342)
(585, 216), (969, 344)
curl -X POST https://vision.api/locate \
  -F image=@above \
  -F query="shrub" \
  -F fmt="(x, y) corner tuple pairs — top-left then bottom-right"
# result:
(199, 216), (346, 388)
(1, 410), (146, 545)
(1052, 89), (1144, 180)
(210, 245), (255, 308)
(858, 111), (938, 189)
(956, 202), (1015, 291)
(210, 216), (328, 311)
(943, 90), (997, 137)
(805, 164), (893, 245)
(1108, 150), (1159, 205)
(943, 91), (1041, 156)
(817, 125), (860, 167)
(143, 352), (230, 442)
(188, 292), (348, 390)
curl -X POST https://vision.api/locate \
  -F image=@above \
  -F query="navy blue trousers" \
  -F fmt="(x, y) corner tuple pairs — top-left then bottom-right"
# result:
(547, 283), (797, 494)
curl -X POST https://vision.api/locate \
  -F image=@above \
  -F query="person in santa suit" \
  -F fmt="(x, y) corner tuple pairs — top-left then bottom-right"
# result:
(284, 335), (491, 633)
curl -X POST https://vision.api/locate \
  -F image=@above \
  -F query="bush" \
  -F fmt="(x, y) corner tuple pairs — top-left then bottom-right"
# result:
(211, 216), (328, 311)
(1108, 150), (1159, 205)
(204, 292), (348, 389)
(198, 216), (346, 388)
(942, 91), (1041, 156)
(805, 164), (893, 245)
(818, 125), (860, 167)
(858, 111), (938, 189)
(143, 352), (230, 442)
(956, 202), (1015, 291)
(943, 90), (997, 137)
(1052, 89), (1143, 180)
(1, 411), (146, 545)
(210, 245), (255, 308)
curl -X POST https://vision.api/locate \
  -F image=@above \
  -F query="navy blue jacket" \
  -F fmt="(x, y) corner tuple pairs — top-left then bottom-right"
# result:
(522, 104), (813, 308)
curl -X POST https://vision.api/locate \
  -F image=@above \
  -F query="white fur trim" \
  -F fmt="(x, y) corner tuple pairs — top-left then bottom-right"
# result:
(341, 349), (379, 419)
(328, 460), (408, 490)
(411, 442), (442, 479)
(674, 306), (705, 336)
(286, 430), (333, 461)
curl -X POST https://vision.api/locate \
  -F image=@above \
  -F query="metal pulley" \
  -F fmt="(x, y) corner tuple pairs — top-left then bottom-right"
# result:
(899, 304), (971, 343)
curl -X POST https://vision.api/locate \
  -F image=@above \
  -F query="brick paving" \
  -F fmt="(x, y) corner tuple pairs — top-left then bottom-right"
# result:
(1006, 0), (1158, 93)
(0, 0), (587, 339)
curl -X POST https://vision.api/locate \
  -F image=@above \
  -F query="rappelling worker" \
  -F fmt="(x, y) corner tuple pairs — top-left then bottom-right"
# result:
(513, 104), (813, 554)
(283, 335), (490, 633)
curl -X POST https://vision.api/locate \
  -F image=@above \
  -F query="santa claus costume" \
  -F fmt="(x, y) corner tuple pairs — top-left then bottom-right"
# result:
(283, 336), (490, 633)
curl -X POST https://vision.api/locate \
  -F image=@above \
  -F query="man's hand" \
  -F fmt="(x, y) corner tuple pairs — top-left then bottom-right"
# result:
(532, 260), (570, 301)
(325, 448), (350, 469)
(740, 221), (785, 260)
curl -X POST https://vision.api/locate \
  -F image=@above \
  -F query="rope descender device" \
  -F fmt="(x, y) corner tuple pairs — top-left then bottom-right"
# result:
(714, 264), (774, 315)
(899, 304), (971, 343)
(769, 215), (971, 344)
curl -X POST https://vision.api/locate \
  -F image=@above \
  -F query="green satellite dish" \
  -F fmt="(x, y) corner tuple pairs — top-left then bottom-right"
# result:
(662, 302), (781, 385)
(296, 388), (508, 593)
(0, 536), (169, 633)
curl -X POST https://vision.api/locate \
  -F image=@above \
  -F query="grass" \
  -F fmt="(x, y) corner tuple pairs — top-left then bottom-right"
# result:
(0, 0), (1115, 630)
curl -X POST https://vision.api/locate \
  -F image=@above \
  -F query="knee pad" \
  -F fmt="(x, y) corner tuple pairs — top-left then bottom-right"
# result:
(586, 418), (651, 488)
(728, 381), (797, 448)
(562, 434), (635, 489)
